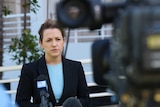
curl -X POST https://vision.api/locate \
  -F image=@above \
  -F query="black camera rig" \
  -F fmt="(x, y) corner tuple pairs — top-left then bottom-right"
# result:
(56, 0), (160, 107)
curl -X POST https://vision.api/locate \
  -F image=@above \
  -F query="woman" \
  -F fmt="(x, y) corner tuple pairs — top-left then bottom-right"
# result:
(16, 19), (89, 107)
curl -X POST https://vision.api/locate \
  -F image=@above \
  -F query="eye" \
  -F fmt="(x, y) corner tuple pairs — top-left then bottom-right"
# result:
(56, 38), (61, 41)
(46, 39), (52, 42)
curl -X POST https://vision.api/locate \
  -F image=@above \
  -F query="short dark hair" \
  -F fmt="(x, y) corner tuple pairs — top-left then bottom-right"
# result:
(38, 19), (65, 42)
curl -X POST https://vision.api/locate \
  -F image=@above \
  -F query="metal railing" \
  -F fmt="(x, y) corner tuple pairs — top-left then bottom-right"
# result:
(66, 25), (113, 43)
(3, 13), (31, 45)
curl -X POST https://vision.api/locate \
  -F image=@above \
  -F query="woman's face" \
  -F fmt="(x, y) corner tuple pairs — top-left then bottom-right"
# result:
(40, 28), (65, 59)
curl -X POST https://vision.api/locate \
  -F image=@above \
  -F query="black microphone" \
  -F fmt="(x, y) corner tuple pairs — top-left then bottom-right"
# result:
(62, 97), (82, 107)
(37, 75), (52, 107)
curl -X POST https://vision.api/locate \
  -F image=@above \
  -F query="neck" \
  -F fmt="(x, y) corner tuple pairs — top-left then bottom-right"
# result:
(45, 55), (62, 65)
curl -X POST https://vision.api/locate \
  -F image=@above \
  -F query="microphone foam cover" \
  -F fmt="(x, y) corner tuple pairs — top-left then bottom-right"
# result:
(62, 97), (82, 107)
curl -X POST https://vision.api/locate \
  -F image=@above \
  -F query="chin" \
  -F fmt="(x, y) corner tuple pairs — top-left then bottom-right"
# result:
(52, 54), (60, 58)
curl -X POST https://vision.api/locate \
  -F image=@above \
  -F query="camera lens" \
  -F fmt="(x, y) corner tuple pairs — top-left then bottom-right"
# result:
(64, 1), (86, 21)
(56, 0), (90, 28)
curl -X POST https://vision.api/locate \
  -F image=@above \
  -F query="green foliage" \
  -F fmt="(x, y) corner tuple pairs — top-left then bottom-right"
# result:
(3, 0), (40, 15)
(22, 0), (40, 14)
(8, 30), (43, 64)
(2, 6), (12, 16)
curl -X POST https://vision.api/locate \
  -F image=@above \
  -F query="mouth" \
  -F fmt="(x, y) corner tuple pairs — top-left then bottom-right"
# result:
(51, 49), (58, 52)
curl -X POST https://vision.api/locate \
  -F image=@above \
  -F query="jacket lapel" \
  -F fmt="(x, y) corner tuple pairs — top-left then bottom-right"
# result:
(58, 58), (72, 104)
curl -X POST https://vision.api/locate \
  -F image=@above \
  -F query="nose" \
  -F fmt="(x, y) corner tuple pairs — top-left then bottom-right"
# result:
(52, 40), (57, 46)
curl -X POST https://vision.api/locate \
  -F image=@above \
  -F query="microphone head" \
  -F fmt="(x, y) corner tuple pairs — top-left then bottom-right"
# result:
(36, 75), (48, 91)
(62, 97), (82, 107)
(37, 75), (48, 81)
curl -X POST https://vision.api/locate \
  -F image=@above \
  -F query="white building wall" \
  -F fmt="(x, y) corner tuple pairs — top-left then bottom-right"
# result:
(30, 0), (61, 36)
(47, 0), (60, 19)
(30, 0), (48, 36)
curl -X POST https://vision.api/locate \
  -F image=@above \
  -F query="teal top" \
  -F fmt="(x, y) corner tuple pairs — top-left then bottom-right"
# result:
(47, 63), (64, 103)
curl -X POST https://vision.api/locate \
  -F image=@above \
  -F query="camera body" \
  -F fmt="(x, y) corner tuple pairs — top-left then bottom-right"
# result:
(100, 3), (160, 87)
(56, 0), (160, 106)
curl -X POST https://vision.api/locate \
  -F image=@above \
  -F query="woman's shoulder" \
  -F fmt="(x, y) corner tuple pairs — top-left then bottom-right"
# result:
(23, 56), (44, 68)
(63, 58), (83, 70)
(24, 59), (39, 66)
(63, 58), (81, 64)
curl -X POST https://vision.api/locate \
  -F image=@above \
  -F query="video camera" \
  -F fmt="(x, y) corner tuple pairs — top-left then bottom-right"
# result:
(56, 0), (160, 107)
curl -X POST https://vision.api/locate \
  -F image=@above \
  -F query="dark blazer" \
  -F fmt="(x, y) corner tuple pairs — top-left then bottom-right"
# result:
(16, 56), (89, 107)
